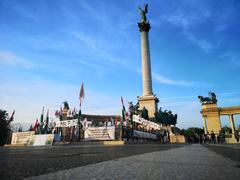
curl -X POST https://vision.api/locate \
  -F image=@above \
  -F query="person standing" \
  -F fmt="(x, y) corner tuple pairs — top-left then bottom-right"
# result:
(235, 130), (239, 143)
(210, 131), (216, 144)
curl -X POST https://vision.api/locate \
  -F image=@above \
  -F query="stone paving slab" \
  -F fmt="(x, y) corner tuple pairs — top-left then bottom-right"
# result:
(26, 144), (240, 180)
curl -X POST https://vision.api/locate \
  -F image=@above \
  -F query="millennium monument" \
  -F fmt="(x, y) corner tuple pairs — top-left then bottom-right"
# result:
(137, 4), (159, 120)
(199, 92), (240, 143)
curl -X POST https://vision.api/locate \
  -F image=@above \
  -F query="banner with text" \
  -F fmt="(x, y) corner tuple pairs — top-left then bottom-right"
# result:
(11, 131), (35, 145)
(55, 119), (78, 127)
(133, 130), (157, 139)
(133, 115), (161, 130)
(28, 134), (54, 146)
(84, 126), (115, 141)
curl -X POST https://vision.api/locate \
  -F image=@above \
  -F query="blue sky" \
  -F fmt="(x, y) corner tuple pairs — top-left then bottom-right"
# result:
(0, 0), (240, 128)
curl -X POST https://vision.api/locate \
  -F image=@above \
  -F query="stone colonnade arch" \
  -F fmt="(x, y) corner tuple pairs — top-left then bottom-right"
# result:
(201, 103), (240, 143)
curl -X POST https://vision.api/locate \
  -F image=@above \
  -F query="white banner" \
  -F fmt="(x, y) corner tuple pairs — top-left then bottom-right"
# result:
(133, 115), (161, 130)
(84, 126), (115, 141)
(11, 131), (35, 145)
(133, 130), (157, 139)
(55, 119), (78, 127)
(28, 134), (54, 146)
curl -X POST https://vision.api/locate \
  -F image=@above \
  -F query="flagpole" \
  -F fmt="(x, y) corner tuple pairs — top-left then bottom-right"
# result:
(78, 106), (81, 141)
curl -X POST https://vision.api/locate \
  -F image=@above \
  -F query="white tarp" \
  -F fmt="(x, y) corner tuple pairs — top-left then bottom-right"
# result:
(133, 115), (161, 130)
(84, 126), (115, 141)
(28, 134), (54, 146)
(55, 119), (92, 128)
(11, 131), (35, 145)
(133, 130), (157, 139)
(55, 119), (78, 127)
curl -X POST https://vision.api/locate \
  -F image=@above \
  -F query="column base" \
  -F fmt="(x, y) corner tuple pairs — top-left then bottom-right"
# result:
(138, 95), (159, 120)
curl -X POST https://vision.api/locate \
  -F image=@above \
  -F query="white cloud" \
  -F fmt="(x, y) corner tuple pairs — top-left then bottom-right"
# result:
(183, 31), (213, 53)
(152, 72), (192, 86)
(0, 78), (121, 124)
(162, 8), (211, 29)
(0, 50), (33, 68)
(219, 52), (240, 66)
(71, 31), (96, 48)
(162, 8), (216, 53)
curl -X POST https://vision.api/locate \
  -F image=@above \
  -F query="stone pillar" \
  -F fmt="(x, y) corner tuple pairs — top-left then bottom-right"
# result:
(202, 116), (208, 134)
(137, 22), (159, 120)
(229, 114), (236, 137)
(138, 22), (153, 96)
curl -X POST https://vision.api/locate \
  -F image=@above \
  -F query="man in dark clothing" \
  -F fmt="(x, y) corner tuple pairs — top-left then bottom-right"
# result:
(210, 131), (216, 144)
(235, 130), (239, 143)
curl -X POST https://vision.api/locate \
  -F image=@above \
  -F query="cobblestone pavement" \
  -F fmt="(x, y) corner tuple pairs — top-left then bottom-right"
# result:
(204, 144), (240, 162)
(26, 144), (240, 180)
(0, 144), (185, 180)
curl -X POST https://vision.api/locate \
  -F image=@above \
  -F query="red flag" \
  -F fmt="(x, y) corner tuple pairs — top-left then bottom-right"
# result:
(79, 82), (85, 107)
(33, 119), (39, 131)
(7, 110), (15, 125)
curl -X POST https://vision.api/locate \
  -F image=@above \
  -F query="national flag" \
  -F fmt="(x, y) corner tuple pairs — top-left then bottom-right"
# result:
(121, 96), (125, 111)
(44, 109), (49, 133)
(59, 107), (63, 121)
(79, 82), (85, 108)
(81, 117), (88, 130)
(60, 107), (63, 115)
(72, 106), (76, 117)
(7, 110), (15, 126)
(40, 107), (44, 133)
(33, 119), (39, 131)
(121, 96), (125, 123)
(110, 117), (114, 126)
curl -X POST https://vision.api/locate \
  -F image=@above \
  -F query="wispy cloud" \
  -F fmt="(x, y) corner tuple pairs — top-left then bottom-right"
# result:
(152, 72), (192, 86)
(183, 31), (213, 53)
(219, 51), (240, 66)
(162, 7), (217, 53)
(0, 50), (33, 68)
(162, 8), (211, 29)
(0, 78), (121, 123)
(71, 31), (96, 48)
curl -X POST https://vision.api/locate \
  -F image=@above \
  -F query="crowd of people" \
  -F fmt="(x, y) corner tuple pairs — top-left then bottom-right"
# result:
(186, 130), (240, 144)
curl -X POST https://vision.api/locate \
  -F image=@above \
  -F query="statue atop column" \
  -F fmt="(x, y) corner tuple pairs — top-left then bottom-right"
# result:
(138, 4), (148, 23)
(138, 4), (151, 32)
(198, 91), (218, 105)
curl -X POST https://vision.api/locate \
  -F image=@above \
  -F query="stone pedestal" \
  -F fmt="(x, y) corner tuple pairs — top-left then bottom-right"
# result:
(138, 95), (159, 120)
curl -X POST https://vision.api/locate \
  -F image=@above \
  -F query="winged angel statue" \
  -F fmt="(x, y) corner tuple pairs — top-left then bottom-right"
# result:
(138, 4), (148, 23)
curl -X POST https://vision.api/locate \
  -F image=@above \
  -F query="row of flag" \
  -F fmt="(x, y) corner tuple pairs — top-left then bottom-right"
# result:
(33, 107), (49, 133)
(8, 83), (129, 132)
(34, 82), (85, 132)
(120, 96), (132, 126)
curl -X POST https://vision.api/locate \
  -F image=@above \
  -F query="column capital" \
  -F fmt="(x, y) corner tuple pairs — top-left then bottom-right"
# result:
(138, 22), (151, 32)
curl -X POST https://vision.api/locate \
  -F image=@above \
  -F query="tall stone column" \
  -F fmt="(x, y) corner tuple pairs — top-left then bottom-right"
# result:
(137, 13), (159, 120)
(139, 23), (153, 96)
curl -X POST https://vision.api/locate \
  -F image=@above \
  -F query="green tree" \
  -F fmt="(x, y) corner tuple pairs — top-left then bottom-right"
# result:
(0, 109), (9, 146)
(222, 126), (232, 134)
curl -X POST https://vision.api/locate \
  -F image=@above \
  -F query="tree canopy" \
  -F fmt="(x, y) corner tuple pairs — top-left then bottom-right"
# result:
(0, 109), (9, 146)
